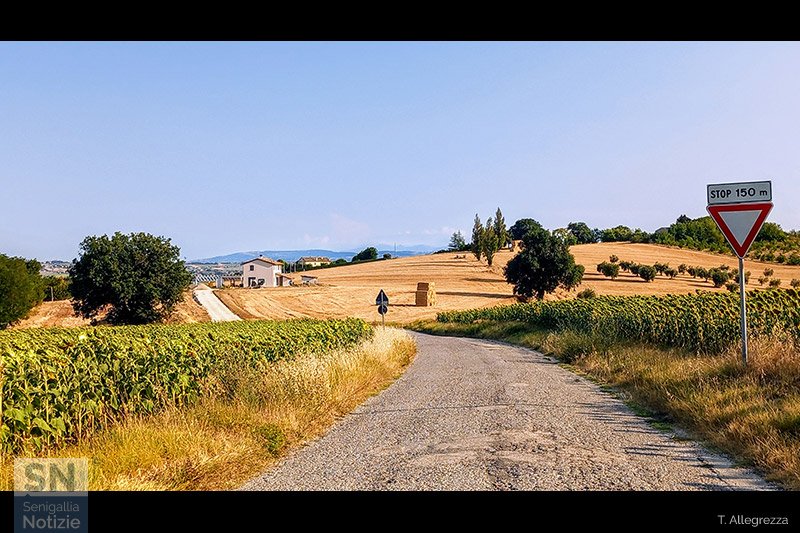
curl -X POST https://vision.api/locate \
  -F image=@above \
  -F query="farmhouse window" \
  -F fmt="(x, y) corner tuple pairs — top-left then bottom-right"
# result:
(250, 265), (254, 271)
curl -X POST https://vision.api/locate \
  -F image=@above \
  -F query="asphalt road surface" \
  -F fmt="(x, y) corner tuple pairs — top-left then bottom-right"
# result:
(193, 286), (241, 322)
(241, 332), (773, 491)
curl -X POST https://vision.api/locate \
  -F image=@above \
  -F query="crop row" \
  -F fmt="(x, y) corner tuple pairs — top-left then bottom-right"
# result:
(0, 318), (373, 453)
(437, 289), (800, 354)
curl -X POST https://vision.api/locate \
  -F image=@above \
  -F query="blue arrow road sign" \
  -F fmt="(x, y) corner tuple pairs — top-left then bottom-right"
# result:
(375, 289), (389, 306)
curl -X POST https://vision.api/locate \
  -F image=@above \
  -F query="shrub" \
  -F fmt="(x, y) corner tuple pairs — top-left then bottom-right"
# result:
(618, 260), (634, 272)
(609, 255), (619, 263)
(678, 264), (688, 274)
(764, 268), (775, 277)
(770, 278), (782, 288)
(638, 265), (657, 282)
(725, 281), (739, 292)
(577, 288), (597, 299)
(791, 279), (800, 289)
(663, 267), (678, 279)
(758, 276), (768, 286)
(597, 261), (620, 279)
(629, 263), (641, 276)
(711, 269), (730, 288)
(654, 262), (670, 275)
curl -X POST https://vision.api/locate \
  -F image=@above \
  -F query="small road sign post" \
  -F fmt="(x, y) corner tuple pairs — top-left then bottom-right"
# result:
(706, 180), (773, 365)
(375, 289), (389, 330)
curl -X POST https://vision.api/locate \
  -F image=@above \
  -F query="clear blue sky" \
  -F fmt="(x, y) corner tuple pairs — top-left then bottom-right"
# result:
(2, 42), (799, 261)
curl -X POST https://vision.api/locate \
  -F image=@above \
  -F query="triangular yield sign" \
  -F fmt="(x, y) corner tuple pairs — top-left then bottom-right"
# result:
(707, 202), (773, 258)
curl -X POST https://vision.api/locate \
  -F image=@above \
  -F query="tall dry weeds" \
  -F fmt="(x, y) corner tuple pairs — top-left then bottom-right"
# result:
(0, 328), (416, 490)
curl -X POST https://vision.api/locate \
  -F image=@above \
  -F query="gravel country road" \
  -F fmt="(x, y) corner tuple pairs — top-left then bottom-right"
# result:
(192, 286), (241, 322)
(241, 332), (774, 491)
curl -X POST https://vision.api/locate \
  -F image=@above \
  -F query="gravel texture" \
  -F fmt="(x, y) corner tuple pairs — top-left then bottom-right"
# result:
(241, 332), (774, 491)
(192, 286), (241, 322)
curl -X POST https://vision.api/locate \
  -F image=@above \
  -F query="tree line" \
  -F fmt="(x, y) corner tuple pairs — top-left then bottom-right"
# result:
(449, 209), (585, 301)
(558, 216), (800, 264)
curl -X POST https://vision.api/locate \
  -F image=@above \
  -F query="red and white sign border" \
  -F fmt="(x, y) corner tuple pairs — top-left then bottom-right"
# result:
(706, 202), (773, 258)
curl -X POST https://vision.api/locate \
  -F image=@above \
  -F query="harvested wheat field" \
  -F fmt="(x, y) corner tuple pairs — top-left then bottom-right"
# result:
(13, 291), (210, 329)
(216, 251), (518, 323)
(567, 242), (800, 298)
(12, 300), (94, 329)
(216, 243), (800, 324)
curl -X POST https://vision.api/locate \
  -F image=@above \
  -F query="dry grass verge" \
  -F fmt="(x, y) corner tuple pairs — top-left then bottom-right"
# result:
(410, 320), (800, 489)
(0, 327), (415, 490)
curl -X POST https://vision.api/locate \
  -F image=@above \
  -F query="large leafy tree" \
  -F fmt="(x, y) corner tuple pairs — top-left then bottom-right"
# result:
(566, 221), (596, 244)
(553, 228), (578, 246)
(600, 225), (634, 242)
(471, 214), (485, 260)
(509, 218), (543, 241)
(69, 232), (192, 325)
(504, 225), (584, 300)
(352, 247), (378, 261)
(0, 254), (44, 329)
(756, 222), (786, 242)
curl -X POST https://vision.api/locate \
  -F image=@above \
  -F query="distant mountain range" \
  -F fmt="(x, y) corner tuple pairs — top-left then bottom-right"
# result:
(191, 245), (442, 264)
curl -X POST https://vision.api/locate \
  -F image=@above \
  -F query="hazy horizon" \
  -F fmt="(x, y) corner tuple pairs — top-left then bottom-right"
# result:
(3, 42), (799, 261)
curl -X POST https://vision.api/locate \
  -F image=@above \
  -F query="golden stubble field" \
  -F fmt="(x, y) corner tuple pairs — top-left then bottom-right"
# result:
(215, 243), (800, 324)
(16, 243), (800, 328)
(13, 291), (210, 329)
(215, 251), (518, 323)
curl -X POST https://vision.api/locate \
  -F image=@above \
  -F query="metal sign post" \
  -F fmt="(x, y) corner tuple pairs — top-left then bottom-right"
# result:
(738, 256), (747, 365)
(706, 180), (773, 365)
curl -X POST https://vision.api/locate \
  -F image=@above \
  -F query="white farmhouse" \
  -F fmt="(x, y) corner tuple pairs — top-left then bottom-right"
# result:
(242, 257), (283, 288)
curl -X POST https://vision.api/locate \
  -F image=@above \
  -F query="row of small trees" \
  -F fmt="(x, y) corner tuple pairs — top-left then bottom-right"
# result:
(469, 208), (509, 267)
(594, 255), (800, 292)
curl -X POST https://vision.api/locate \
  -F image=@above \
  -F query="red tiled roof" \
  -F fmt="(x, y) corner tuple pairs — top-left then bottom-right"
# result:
(241, 256), (282, 266)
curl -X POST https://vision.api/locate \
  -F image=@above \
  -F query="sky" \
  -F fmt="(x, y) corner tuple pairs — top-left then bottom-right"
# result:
(2, 42), (800, 261)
